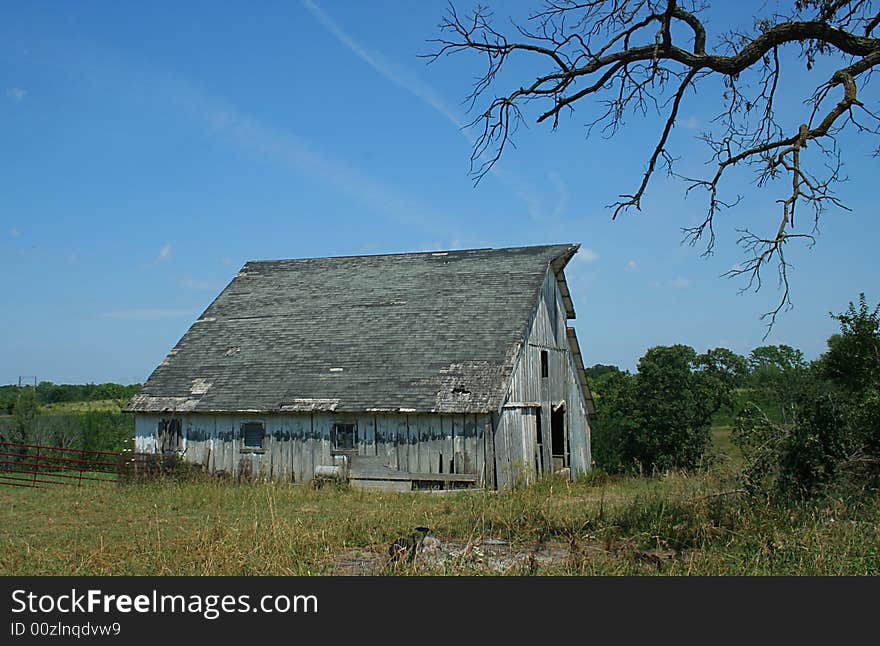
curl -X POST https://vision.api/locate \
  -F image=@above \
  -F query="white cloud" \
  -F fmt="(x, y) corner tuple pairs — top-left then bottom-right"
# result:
(302, 0), (462, 129)
(9, 228), (20, 238)
(98, 308), (198, 321)
(679, 116), (698, 129)
(153, 243), (172, 264)
(669, 276), (692, 289)
(626, 260), (638, 271)
(6, 88), (26, 102)
(302, 0), (552, 221)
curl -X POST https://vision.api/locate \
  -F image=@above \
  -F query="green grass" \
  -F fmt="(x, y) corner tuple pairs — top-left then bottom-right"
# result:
(1, 468), (877, 575)
(0, 414), (873, 576)
(40, 399), (127, 414)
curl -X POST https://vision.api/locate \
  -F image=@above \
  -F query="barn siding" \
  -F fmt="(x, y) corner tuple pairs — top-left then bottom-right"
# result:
(135, 411), (491, 485)
(493, 268), (593, 488)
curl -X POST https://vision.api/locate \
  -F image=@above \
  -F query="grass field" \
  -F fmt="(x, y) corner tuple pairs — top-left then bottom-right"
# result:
(39, 399), (127, 414)
(1, 429), (877, 576)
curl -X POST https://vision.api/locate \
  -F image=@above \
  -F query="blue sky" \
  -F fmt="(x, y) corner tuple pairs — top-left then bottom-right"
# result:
(1, 1), (877, 385)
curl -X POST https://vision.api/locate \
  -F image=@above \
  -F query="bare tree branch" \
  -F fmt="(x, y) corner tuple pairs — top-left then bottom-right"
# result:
(428, 0), (880, 329)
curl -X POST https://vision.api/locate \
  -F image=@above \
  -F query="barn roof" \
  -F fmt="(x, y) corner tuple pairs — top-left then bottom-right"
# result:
(125, 243), (580, 415)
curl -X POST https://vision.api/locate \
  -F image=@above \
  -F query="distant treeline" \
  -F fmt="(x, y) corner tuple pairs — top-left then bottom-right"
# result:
(0, 382), (141, 414)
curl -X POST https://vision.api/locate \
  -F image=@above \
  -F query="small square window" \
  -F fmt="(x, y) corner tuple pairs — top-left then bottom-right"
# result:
(541, 350), (549, 378)
(241, 421), (265, 449)
(332, 423), (357, 451)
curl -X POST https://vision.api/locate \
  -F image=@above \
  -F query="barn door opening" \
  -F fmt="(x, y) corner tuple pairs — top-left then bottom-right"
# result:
(157, 418), (182, 454)
(551, 404), (567, 471)
(535, 407), (544, 476)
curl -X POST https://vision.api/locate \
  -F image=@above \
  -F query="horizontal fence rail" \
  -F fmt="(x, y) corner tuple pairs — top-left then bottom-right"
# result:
(0, 442), (122, 488)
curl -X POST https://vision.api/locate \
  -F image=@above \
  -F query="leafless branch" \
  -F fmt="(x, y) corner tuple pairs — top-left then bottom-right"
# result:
(428, 0), (880, 328)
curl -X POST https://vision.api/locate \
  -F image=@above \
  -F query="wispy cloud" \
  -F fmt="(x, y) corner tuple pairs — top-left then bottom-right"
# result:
(669, 276), (693, 289)
(98, 308), (198, 321)
(626, 260), (638, 271)
(21, 31), (457, 240)
(153, 242), (172, 264)
(679, 116), (698, 129)
(9, 228), (20, 238)
(302, 0), (556, 222)
(193, 100), (445, 233)
(302, 0), (463, 129)
(6, 87), (26, 102)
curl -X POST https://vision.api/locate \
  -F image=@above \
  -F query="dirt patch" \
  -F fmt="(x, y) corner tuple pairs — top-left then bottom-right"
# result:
(329, 535), (636, 574)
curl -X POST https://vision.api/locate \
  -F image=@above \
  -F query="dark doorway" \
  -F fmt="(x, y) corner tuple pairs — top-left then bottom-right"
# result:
(158, 418), (182, 453)
(535, 407), (544, 475)
(551, 405), (566, 466)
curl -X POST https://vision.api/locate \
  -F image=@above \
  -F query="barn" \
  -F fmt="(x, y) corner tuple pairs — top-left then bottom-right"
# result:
(124, 243), (595, 490)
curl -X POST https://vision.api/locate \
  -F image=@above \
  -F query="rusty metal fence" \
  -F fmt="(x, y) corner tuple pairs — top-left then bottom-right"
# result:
(0, 441), (120, 488)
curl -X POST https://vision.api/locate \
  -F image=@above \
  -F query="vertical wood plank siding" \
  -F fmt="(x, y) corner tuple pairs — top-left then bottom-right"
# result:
(493, 268), (593, 489)
(135, 411), (492, 485)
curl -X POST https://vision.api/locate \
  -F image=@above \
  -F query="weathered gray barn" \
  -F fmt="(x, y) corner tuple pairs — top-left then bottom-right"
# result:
(124, 244), (595, 489)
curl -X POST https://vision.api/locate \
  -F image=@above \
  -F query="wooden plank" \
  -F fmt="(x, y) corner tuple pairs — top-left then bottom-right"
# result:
(291, 416), (303, 482)
(484, 416), (496, 488)
(474, 415), (485, 486)
(376, 415), (393, 468)
(395, 417), (408, 472)
(407, 415), (418, 473)
(360, 414), (376, 457)
(442, 415), (454, 475)
(464, 415), (477, 475)
(415, 414), (427, 473)
(493, 413), (510, 489)
(422, 414), (439, 474)
(350, 479), (412, 492)
(452, 415), (463, 474)
(372, 416), (378, 456)
(319, 414), (332, 472)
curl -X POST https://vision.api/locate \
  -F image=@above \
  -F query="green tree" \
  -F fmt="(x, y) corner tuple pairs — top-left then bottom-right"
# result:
(734, 294), (880, 497)
(747, 345), (807, 378)
(584, 364), (621, 380)
(594, 345), (736, 473)
(9, 387), (40, 444)
(819, 293), (880, 393)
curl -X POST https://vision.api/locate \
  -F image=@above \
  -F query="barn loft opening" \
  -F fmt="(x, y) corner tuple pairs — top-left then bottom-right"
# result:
(541, 350), (549, 378)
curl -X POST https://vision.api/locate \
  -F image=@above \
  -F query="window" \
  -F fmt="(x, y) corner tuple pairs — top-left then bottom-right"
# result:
(241, 421), (265, 449)
(332, 423), (357, 451)
(541, 350), (549, 378)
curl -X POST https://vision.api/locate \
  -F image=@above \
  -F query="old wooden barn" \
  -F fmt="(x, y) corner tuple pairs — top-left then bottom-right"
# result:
(124, 244), (595, 490)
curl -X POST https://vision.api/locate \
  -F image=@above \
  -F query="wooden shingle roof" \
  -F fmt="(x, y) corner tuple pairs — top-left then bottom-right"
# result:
(125, 243), (579, 414)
